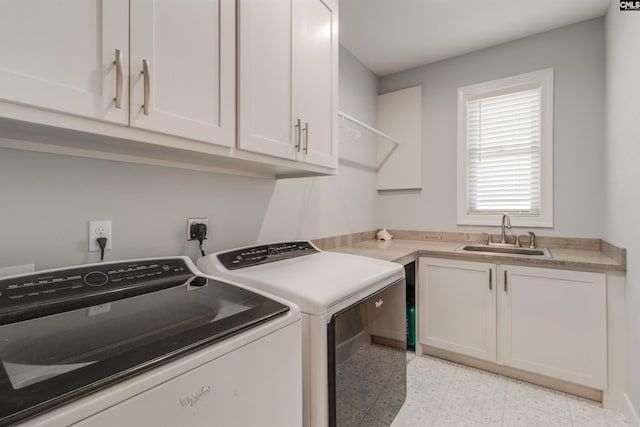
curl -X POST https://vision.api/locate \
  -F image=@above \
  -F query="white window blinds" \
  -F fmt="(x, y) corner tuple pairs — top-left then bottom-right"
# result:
(466, 87), (541, 214)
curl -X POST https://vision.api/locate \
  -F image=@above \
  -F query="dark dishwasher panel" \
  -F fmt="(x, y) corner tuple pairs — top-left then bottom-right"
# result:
(328, 278), (406, 427)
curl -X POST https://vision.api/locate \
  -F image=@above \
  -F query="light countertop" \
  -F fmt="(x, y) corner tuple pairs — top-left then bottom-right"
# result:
(327, 239), (625, 272)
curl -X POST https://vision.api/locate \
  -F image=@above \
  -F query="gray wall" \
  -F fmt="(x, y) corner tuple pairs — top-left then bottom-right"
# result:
(377, 18), (606, 238)
(0, 47), (378, 271)
(605, 4), (640, 418)
(0, 150), (275, 270)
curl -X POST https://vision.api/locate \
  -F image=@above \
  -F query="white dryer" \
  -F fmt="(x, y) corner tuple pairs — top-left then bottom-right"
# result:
(198, 241), (407, 427)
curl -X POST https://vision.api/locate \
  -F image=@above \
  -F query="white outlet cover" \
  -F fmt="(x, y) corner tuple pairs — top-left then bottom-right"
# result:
(88, 220), (112, 252)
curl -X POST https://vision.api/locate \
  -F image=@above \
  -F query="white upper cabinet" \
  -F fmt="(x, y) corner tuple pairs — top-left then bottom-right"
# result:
(0, 0), (129, 124)
(0, 0), (336, 177)
(0, 0), (234, 146)
(238, 0), (294, 159)
(130, 0), (235, 146)
(293, 0), (337, 167)
(238, 0), (338, 168)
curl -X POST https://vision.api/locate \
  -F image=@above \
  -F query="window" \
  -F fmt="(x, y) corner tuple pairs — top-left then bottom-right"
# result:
(457, 69), (554, 227)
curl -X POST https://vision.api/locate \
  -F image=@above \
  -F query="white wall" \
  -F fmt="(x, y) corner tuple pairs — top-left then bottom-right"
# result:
(376, 18), (606, 238)
(257, 46), (379, 242)
(0, 46), (378, 271)
(605, 4), (640, 421)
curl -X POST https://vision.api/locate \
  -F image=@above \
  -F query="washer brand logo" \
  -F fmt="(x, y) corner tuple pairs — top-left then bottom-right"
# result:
(179, 385), (212, 408)
(620, 1), (640, 10)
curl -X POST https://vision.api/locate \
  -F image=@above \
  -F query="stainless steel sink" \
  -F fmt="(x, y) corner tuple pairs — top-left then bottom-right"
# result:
(457, 245), (552, 258)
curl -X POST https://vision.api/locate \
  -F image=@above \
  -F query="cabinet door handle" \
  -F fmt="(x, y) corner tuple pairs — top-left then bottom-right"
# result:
(504, 270), (508, 293)
(114, 49), (123, 109)
(142, 59), (150, 115)
(489, 269), (492, 291)
(303, 122), (309, 154)
(295, 118), (301, 151)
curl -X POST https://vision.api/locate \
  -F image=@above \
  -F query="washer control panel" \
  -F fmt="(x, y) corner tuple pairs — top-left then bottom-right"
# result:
(217, 241), (319, 270)
(0, 258), (202, 324)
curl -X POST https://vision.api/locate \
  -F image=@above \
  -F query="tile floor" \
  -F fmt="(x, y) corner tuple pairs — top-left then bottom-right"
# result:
(390, 353), (629, 427)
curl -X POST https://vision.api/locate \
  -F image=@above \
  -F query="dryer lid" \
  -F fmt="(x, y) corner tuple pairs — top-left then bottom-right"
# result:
(198, 243), (404, 316)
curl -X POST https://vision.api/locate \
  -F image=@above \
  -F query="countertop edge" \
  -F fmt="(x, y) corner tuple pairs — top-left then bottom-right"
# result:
(414, 248), (626, 273)
(326, 239), (626, 273)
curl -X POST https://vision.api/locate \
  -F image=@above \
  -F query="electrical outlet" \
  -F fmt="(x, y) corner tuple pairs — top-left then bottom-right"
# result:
(89, 220), (112, 252)
(187, 218), (208, 241)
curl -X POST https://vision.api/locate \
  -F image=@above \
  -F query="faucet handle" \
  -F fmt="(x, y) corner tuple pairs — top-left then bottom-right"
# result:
(485, 233), (492, 245)
(515, 235), (522, 248)
(527, 231), (536, 249)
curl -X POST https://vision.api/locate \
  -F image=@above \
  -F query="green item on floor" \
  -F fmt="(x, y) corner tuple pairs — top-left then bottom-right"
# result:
(406, 298), (415, 347)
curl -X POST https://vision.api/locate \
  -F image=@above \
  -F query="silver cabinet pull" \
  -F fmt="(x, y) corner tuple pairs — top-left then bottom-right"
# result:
(303, 122), (309, 154)
(114, 49), (123, 109)
(489, 269), (492, 291)
(142, 59), (150, 115)
(504, 270), (508, 293)
(295, 118), (301, 151)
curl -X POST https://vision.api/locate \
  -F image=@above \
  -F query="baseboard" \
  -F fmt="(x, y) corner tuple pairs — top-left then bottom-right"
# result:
(625, 393), (640, 427)
(419, 344), (602, 401)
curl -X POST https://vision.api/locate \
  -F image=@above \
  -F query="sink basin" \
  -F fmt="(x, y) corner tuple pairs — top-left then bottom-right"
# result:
(458, 245), (552, 258)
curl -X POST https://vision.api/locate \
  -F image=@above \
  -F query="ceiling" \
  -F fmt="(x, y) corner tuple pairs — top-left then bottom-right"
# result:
(339, 0), (611, 76)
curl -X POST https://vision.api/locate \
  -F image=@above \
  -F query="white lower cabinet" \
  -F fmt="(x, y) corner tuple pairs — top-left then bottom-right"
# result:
(418, 258), (496, 362)
(499, 265), (607, 389)
(418, 257), (607, 389)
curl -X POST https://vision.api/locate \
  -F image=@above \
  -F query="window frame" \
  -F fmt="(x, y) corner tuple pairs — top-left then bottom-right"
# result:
(456, 68), (554, 227)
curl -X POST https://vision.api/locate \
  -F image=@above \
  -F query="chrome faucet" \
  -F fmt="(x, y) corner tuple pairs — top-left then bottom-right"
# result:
(528, 231), (536, 249)
(500, 214), (511, 244)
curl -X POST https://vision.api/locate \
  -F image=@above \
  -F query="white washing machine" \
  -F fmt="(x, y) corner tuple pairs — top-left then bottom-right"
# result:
(0, 257), (301, 426)
(198, 241), (407, 427)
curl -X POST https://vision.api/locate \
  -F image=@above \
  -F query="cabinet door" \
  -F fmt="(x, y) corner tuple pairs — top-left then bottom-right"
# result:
(130, 0), (235, 146)
(293, 0), (338, 168)
(237, 0), (296, 159)
(418, 258), (496, 362)
(0, 0), (129, 124)
(499, 265), (606, 389)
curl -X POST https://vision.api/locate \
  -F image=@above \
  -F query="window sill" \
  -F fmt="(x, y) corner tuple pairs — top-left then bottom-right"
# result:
(457, 213), (553, 228)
